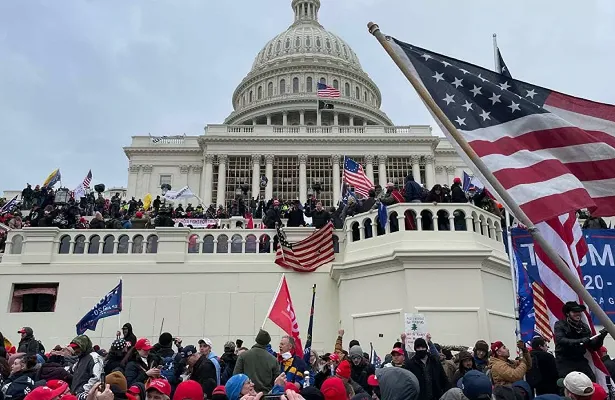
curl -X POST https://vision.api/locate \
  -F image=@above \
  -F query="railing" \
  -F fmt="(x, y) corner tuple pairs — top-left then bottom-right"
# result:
(205, 125), (432, 136)
(343, 202), (503, 244)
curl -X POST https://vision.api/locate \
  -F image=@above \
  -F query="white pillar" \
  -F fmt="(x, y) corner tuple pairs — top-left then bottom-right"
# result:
(265, 154), (274, 200)
(446, 166), (456, 185)
(365, 155), (375, 184)
(251, 154), (261, 200)
(267, 115), (272, 125)
(135, 165), (144, 200)
(127, 165), (140, 199)
(180, 165), (189, 205)
(349, 116), (354, 126)
(377, 155), (387, 188)
(188, 165), (201, 199)
(299, 154), (308, 204)
(425, 155), (435, 190)
(411, 155), (421, 184)
(216, 154), (227, 207)
(435, 165), (444, 185)
(333, 112), (339, 126)
(332, 154), (341, 203)
(202, 154), (214, 206)
(142, 165), (153, 196)
(283, 112), (288, 126)
(317, 110), (322, 126)
(300, 110), (305, 125)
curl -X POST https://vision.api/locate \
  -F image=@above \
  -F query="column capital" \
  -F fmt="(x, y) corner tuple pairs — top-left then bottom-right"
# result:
(445, 165), (457, 173)
(190, 164), (202, 171)
(129, 164), (141, 173)
(217, 154), (228, 164)
(251, 154), (262, 164)
(204, 154), (215, 163)
(424, 154), (435, 164)
(435, 165), (444, 173)
(265, 154), (275, 164)
(283, 111), (288, 116)
(180, 165), (190, 174)
(331, 154), (342, 165)
(377, 155), (388, 164)
(364, 155), (374, 164)
(298, 154), (308, 164)
(142, 165), (153, 173)
(410, 155), (421, 163)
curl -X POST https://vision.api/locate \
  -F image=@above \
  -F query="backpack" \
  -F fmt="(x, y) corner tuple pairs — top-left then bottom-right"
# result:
(159, 356), (177, 384)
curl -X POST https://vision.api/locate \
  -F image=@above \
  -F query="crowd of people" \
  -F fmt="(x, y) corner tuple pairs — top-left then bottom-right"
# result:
(0, 300), (613, 400)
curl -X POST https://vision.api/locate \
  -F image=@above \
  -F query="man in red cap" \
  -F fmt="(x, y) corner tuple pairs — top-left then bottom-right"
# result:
(335, 360), (365, 395)
(146, 379), (171, 400)
(488, 340), (531, 386)
(17, 327), (41, 356)
(450, 177), (468, 203)
(314, 353), (340, 389)
(24, 380), (69, 400)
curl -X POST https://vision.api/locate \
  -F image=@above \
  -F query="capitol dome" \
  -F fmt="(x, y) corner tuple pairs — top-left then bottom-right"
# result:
(224, 0), (392, 127)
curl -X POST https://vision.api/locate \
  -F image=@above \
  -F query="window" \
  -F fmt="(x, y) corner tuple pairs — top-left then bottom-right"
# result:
(10, 283), (59, 313)
(279, 79), (286, 94)
(249, 90), (253, 103)
(320, 77), (326, 85)
(257, 86), (263, 100)
(306, 77), (313, 93)
(345, 83), (350, 97)
(364, 91), (368, 102)
(355, 86), (360, 99)
(268, 82), (273, 97)
(333, 79), (339, 90)
(293, 77), (299, 93)
(159, 175), (172, 186)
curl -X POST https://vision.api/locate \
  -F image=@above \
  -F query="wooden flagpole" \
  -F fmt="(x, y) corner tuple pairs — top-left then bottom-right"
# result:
(367, 22), (615, 340)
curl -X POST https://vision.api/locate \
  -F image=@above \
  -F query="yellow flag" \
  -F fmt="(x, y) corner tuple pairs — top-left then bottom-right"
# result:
(143, 193), (152, 210)
(4, 337), (12, 350)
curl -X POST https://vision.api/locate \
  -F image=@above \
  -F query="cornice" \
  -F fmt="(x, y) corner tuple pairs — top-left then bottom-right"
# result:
(198, 135), (438, 145)
(123, 147), (202, 156)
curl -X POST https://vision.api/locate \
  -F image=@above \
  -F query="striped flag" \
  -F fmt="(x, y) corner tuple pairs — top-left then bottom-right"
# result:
(82, 170), (92, 188)
(275, 222), (335, 272)
(531, 281), (552, 341)
(343, 157), (374, 198)
(0, 195), (18, 214)
(317, 82), (340, 98)
(73, 170), (92, 200)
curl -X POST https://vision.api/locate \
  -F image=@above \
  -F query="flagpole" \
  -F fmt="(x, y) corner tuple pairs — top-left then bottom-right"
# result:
(493, 34), (501, 73)
(368, 22), (615, 340)
(262, 274), (285, 329)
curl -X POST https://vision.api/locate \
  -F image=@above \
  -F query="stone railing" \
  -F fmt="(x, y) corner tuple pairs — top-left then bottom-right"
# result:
(206, 124), (432, 136)
(343, 202), (503, 244)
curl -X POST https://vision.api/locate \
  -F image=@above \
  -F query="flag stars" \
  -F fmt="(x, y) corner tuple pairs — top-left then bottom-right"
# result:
(443, 93), (455, 105)
(478, 74), (488, 82)
(489, 93), (502, 105)
(432, 72), (444, 82)
(479, 110), (491, 121)
(421, 53), (433, 61)
(508, 101), (521, 113)
(452, 77), (463, 88)
(498, 81), (511, 91)
(459, 68), (469, 75)
(455, 116), (466, 127)
(441, 60), (452, 67)
(470, 85), (482, 97)
(526, 89), (537, 99)
(462, 100), (473, 112)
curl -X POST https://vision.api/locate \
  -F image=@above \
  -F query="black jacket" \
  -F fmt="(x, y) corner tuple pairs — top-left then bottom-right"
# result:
(219, 352), (237, 385)
(190, 355), (217, 399)
(450, 184), (467, 203)
(306, 209), (331, 229)
(407, 355), (450, 400)
(527, 349), (559, 395)
(264, 207), (282, 229)
(554, 319), (604, 380)
(350, 362), (376, 395)
(17, 332), (39, 356)
(602, 356), (615, 381)
(124, 354), (161, 387)
(360, 197), (376, 213)
(285, 208), (305, 227)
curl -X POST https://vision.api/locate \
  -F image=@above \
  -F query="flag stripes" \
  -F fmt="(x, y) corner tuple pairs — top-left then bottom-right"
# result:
(531, 282), (552, 341)
(275, 222), (335, 272)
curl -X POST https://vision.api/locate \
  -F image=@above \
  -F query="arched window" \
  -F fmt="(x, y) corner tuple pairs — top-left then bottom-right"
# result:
(59, 235), (70, 254)
(355, 86), (360, 99)
(146, 235), (158, 253)
(279, 79), (286, 94)
(202, 235), (214, 253)
(245, 234), (257, 253)
(117, 235), (129, 254)
(306, 77), (313, 93)
(103, 235), (115, 254)
(333, 79), (339, 90)
(320, 77), (326, 85)
(132, 235), (144, 254)
(364, 91), (368, 102)
(293, 77), (299, 93)
(231, 234), (243, 253)
(268, 82), (273, 97)
(88, 235), (100, 254)
(257, 86), (263, 100)
(249, 90), (253, 103)
(344, 82), (350, 97)
(74, 235), (85, 254)
(217, 234), (229, 253)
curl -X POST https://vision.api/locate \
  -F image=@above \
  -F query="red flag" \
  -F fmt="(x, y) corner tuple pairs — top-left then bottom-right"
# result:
(245, 213), (254, 229)
(266, 275), (303, 355)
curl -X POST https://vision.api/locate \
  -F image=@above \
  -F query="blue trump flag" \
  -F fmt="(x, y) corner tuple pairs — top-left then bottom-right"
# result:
(303, 284), (316, 366)
(513, 246), (536, 343)
(378, 202), (387, 229)
(76, 280), (123, 335)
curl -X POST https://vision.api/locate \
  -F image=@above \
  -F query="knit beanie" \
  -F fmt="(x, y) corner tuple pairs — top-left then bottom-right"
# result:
(159, 332), (173, 346)
(321, 377), (347, 400)
(349, 345), (363, 358)
(173, 381), (204, 400)
(106, 371), (128, 392)
(225, 374), (249, 400)
(255, 329), (271, 346)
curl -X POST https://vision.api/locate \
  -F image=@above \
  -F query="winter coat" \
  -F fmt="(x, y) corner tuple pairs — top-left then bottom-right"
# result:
(285, 208), (305, 227)
(307, 209), (331, 229)
(350, 361), (376, 395)
(603, 356), (615, 381)
(527, 349), (558, 395)
(376, 367), (420, 400)
(122, 324), (137, 349)
(36, 361), (72, 383)
(281, 356), (308, 387)
(554, 319), (603, 380)
(151, 342), (175, 359)
(67, 336), (103, 400)
(16, 329), (39, 356)
(0, 370), (36, 400)
(450, 183), (467, 203)
(219, 352), (237, 385)
(488, 355), (531, 387)
(404, 177), (423, 202)
(441, 359), (456, 384)
(233, 343), (278, 393)
(124, 354), (161, 387)
(264, 207), (282, 229)
(406, 355), (450, 400)
(359, 197), (376, 213)
(190, 354), (217, 399)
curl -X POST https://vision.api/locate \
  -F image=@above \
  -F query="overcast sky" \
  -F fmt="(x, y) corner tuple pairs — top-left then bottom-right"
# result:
(1, 0), (614, 192)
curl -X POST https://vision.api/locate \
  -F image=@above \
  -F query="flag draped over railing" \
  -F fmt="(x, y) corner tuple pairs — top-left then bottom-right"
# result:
(303, 284), (316, 365)
(275, 223), (335, 272)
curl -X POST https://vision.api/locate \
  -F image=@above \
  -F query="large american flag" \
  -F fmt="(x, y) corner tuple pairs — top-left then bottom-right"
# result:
(275, 222), (335, 272)
(83, 170), (92, 188)
(389, 38), (615, 224)
(388, 37), (612, 384)
(343, 156), (374, 198)
(317, 82), (340, 98)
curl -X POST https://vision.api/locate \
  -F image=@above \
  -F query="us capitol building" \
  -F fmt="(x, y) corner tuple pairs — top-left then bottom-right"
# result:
(124, 0), (466, 207)
(0, 0), (515, 354)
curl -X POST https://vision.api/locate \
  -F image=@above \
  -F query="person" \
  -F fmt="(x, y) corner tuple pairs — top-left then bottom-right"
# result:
(441, 370), (492, 400)
(526, 336), (558, 395)
(451, 350), (476, 385)
(599, 346), (615, 380)
(488, 340), (531, 387)
(172, 380), (204, 400)
(122, 338), (162, 387)
(152, 333), (175, 359)
(219, 342), (237, 385)
(233, 329), (279, 393)
(347, 345), (375, 395)
(104, 338), (128, 375)
(0, 355), (37, 400)
(279, 336), (308, 389)
(320, 377), (347, 400)
(180, 345), (217, 398)
(404, 174), (423, 203)
(121, 324), (138, 349)
(224, 373), (284, 400)
(145, 379), (172, 400)
(16, 328), (40, 356)
(554, 301), (606, 380)
(406, 338), (449, 400)
(66, 335), (104, 399)
(376, 365), (420, 400)
(558, 371), (595, 400)
(198, 338), (220, 385)
(472, 341), (489, 373)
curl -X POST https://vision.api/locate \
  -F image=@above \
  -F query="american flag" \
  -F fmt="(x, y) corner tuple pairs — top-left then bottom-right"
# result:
(83, 170), (92, 188)
(496, 47), (512, 78)
(317, 82), (340, 98)
(369, 343), (382, 368)
(343, 157), (374, 198)
(73, 170), (93, 200)
(531, 282), (552, 341)
(275, 222), (335, 272)
(389, 38), (615, 224)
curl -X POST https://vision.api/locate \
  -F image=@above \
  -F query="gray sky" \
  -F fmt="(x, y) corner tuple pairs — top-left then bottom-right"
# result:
(1, 0), (614, 192)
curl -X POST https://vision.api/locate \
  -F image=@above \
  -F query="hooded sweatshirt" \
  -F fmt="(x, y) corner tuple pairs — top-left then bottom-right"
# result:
(376, 367), (420, 400)
(122, 324), (137, 349)
(16, 329), (39, 356)
(67, 335), (103, 400)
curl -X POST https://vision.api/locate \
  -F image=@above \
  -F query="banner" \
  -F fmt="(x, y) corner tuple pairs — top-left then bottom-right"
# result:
(76, 280), (122, 335)
(512, 228), (615, 325)
(164, 186), (195, 201)
(266, 275), (303, 355)
(173, 218), (218, 228)
(404, 313), (427, 351)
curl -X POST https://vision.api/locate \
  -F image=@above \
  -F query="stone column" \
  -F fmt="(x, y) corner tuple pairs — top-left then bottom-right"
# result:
(265, 154), (274, 200)
(365, 155), (375, 184)
(201, 154), (214, 206)
(142, 165), (153, 196)
(251, 154), (261, 200)
(299, 154), (308, 204)
(127, 165), (140, 199)
(316, 110), (322, 126)
(411, 155), (421, 184)
(332, 154), (341, 203)
(300, 110), (305, 125)
(425, 155), (435, 189)
(179, 165), (189, 205)
(377, 155), (387, 188)
(216, 154), (227, 207)
(446, 166), (456, 185)
(283, 112), (288, 126)
(333, 112), (339, 126)
(349, 116), (354, 126)
(252, 119), (257, 125)
(188, 165), (201, 199)
(435, 165), (444, 185)
(267, 115), (272, 125)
